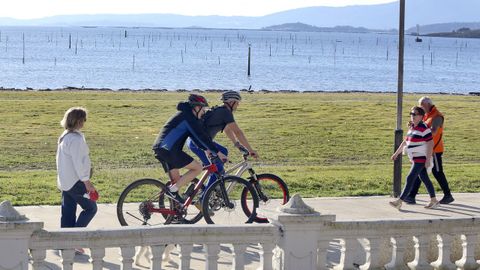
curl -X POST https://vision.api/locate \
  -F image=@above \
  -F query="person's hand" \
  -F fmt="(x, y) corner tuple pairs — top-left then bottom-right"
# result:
(217, 152), (228, 163)
(249, 150), (259, 159)
(425, 157), (431, 168)
(84, 180), (96, 193)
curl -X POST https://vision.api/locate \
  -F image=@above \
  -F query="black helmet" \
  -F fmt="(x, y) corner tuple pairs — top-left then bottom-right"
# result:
(188, 94), (209, 107)
(221, 91), (242, 102)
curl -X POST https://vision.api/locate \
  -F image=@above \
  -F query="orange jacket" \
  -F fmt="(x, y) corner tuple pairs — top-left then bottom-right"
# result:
(423, 106), (444, 153)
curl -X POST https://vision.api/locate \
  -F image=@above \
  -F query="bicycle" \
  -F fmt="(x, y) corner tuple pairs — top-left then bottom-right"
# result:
(116, 157), (259, 226)
(226, 146), (290, 223)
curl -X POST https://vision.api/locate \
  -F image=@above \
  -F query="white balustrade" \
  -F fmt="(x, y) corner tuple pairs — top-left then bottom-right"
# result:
(3, 198), (480, 270)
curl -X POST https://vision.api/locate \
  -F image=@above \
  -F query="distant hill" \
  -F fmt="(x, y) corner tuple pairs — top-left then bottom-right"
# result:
(262, 22), (372, 33)
(407, 22), (480, 35)
(1, 0), (480, 30)
(425, 28), (480, 39)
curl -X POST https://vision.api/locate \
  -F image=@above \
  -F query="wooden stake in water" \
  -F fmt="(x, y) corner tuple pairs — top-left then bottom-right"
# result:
(181, 50), (184, 63)
(291, 44), (294, 56)
(430, 52), (433, 65)
(124, 30), (127, 38)
(69, 34), (71, 49)
(132, 55), (135, 71)
(22, 33), (25, 64)
(247, 44), (251, 76)
(422, 55), (425, 69)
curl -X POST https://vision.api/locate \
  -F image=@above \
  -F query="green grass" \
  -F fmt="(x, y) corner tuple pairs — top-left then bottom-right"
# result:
(1, 90), (479, 205)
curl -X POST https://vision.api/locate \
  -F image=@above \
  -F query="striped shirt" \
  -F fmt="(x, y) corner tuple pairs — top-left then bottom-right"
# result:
(405, 121), (433, 163)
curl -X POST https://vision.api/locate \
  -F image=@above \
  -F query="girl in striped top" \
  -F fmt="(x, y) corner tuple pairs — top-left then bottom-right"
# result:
(389, 106), (439, 210)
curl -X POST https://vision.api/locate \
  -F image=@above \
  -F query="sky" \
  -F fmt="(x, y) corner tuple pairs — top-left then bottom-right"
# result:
(1, 0), (396, 19)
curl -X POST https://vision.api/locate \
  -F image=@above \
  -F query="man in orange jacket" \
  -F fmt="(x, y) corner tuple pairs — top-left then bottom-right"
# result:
(404, 97), (454, 204)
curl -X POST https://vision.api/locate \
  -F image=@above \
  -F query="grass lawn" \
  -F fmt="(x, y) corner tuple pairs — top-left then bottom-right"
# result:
(1, 90), (479, 205)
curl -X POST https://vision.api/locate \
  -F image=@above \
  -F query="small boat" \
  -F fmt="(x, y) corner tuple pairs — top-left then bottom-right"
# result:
(415, 24), (423, 42)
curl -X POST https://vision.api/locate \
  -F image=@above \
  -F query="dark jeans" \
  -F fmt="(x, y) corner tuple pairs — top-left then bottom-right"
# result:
(407, 152), (451, 199)
(400, 162), (436, 201)
(187, 138), (228, 190)
(61, 180), (97, 228)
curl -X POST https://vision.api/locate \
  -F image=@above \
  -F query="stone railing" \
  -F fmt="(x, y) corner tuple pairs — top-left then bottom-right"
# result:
(2, 196), (480, 270)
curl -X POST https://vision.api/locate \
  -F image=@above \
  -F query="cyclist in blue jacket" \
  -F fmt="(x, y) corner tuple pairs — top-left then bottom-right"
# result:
(152, 94), (227, 203)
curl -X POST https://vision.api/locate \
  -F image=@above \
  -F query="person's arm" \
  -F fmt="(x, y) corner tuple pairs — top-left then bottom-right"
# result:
(69, 135), (95, 192)
(391, 140), (406, 160)
(430, 116), (443, 135)
(224, 122), (259, 158)
(425, 139), (434, 167)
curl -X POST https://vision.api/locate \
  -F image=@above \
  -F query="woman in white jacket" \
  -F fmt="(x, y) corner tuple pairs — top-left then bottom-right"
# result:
(389, 106), (439, 210)
(56, 107), (97, 231)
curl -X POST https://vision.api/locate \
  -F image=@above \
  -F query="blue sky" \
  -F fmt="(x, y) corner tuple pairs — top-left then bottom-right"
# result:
(1, 0), (395, 19)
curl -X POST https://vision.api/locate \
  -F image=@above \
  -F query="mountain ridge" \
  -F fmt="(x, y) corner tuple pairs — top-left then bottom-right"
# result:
(1, 0), (479, 30)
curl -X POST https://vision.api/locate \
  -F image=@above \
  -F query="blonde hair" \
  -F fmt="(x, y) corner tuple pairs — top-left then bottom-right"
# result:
(60, 107), (87, 130)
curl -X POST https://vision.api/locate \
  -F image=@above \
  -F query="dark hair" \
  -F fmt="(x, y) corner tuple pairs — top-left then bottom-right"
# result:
(411, 106), (425, 116)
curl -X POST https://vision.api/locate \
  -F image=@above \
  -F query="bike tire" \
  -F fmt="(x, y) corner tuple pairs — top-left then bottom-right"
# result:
(243, 173), (290, 223)
(202, 176), (259, 225)
(117, 178), (174, 226)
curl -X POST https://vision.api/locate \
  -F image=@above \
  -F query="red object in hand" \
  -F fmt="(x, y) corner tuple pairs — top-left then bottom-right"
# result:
(89, 190), (99, 201)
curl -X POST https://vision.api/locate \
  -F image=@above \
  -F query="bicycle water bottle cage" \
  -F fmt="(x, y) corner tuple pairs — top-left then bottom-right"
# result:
(204, 163), (218, 173)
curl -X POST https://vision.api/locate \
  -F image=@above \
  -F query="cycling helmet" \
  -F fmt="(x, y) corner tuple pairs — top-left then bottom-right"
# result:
(188, 94), (209, 107)
(221, 91), (242, 102)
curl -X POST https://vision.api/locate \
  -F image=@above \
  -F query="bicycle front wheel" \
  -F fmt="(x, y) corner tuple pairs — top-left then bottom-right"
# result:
(202, 176), (259, 225)
(245, 173), (290, 223)
(117, 178), (174, 226)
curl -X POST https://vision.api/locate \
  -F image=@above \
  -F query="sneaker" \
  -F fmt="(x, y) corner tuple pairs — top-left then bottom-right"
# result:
(439, 196), (454, 204)
(75, 248), (85, 255)
(165, 189), (185, 204)
(194, 201), (214, 216)
(403, 196), (416, 205)
(389, 200), (402, 210)
(425, 201), (440, 209)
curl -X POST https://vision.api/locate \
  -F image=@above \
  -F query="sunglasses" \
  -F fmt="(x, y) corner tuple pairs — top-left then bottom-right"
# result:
(409, 112), (420, 116)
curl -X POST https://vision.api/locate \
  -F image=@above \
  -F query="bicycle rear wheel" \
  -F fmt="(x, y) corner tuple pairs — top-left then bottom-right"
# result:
(117, 178), (174, 226)
(202, 176), (259, 225)
(244, 173), (290, 223)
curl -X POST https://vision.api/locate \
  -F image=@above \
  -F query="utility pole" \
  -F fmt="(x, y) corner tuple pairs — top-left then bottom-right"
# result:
(393, 0), (406, 197)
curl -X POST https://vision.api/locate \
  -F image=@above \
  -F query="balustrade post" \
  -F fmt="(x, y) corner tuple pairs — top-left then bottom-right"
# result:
(90, 247), (105, 270)
(317, 238), (330, 270)
(455, 234), (480, 270)
(430, 234), (456, 270)
(258, 242), (275, 270)
(232, 243), (248, 270)
(204, 243), (221, 270)
(259, 194), (336, 270)
(360, 237), (385, 270)
(150, 245), (166, 270)
(119, 246), (136, 270)
(60, 249), (75, 270)
(385, 236), (409, 270)
(178, 243), (193, 270)
(0, 200), (44, 270)
(408, 234), (433, 270)
(334, 237), (359, 270)
(30, 248), (47, 270)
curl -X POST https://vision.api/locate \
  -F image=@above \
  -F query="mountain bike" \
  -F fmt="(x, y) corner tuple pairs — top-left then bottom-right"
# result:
(116, 157), (259, 226)
(228, 146), (290, 223)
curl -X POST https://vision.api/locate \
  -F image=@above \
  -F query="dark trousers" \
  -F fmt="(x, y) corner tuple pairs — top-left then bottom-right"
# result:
(400, 162), (436, 201)
(407, 152), (451, 198)
(187, 139), (228, 189)
(61, 180), (97, 228)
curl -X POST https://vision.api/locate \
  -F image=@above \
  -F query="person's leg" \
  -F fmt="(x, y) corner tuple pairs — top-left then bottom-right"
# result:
(65, 180), (97, 227)
(175, 160), (202, 188)
(206, 143), (229, 189)
(418, 167), (439, 208)
(61, 190), (77, 228)
(399, 163), (424, 201)
(432, 153), (453, 198)
(405, 177), (421, 203)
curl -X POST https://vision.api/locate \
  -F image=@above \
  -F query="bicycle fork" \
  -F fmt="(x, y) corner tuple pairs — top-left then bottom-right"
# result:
(218, 179), (235, 209)
(248, 169), (269, 203)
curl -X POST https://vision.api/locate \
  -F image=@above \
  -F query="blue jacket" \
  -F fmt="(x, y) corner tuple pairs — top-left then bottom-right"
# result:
(153, 102), (219, 153)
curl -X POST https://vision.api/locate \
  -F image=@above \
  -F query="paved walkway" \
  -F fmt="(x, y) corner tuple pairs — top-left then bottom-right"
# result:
(17, 193), (480, 269)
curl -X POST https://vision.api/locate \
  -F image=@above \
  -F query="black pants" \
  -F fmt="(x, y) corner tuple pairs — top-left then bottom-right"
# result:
(408, 152), (452, 198)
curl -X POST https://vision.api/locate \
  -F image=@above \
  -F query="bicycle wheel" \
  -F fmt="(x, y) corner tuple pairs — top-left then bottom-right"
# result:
(117, 178), (174, 226)
(202, 176), (259, 225)
(244, 173), (290, 223)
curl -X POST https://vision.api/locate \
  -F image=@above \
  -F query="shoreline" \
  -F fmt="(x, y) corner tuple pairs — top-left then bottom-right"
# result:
(1, 86), (479, 96)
